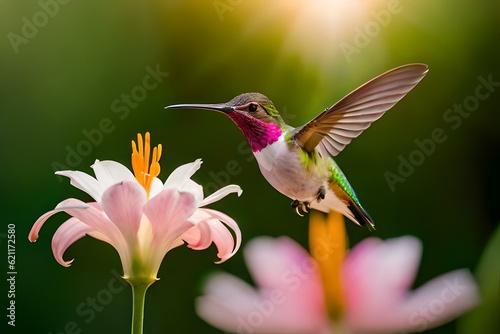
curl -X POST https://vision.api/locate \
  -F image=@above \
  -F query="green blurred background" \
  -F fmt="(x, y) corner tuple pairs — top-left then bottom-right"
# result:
(1, 0), (499, 333)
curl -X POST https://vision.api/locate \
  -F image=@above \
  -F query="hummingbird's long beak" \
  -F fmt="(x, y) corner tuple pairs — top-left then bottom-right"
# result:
(165, 103), (234, 113)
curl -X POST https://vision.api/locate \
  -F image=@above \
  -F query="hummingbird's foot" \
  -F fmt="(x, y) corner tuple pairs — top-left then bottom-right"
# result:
(317, 186), (326, 203)
(291, 200), (310, 217)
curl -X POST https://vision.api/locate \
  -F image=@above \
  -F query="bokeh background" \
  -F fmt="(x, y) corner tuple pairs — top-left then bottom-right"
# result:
(1, 0), (499, 333)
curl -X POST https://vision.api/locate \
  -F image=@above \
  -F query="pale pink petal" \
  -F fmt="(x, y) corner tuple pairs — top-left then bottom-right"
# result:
(343, 236), (480, 333)
(141, 189), (198, 272)
(60, 201), (123, 241)
(200, 184), (243, 207)
(244, 237), (326, 326)
(400, 269), (480, 332)
(55, 170), (103, 201)
(196, 273), (272, 333)
(29, 200), (89, 242)
(199, 208), (242, 262)
(143, 188), (197, 250)
(163, 159), (202, 189)
(51, 217), (94, 266)
(183, 209), (239, 262)
(91, 160), (136, 189)
(182, 219), (213, 250)
(343, 237), (420, 310)
(199, 208), (241, 263)
(342, 237), (421, 330)
(167, 238), (185, 251)
(184, 216), (234, 263)
(206, 219), (235, 263)
(100, 181), (146, 243)
(87, 230), (114, 246)
(181, 208), (241, 263)
(196, 237), (328, 333)
(245, 237), (312, 288)
(56, 202), (129, 273)
(199, 272), (262, 312)
(29, 198), (126, 252)
(29, 198), (129, 272)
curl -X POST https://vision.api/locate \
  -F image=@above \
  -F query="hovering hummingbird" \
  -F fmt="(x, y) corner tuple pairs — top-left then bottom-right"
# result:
(166, 64), (429, 228)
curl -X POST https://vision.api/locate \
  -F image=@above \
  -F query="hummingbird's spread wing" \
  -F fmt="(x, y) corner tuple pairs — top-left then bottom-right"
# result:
(293, 64), (429, 156)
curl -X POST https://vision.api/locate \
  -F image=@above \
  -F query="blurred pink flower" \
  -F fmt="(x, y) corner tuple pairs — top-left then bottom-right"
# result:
(196, 212), (480, 333)
(29, 132), (242, 283)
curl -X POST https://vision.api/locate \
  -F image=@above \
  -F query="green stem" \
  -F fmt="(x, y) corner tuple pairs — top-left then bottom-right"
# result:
(129, 280), (151, 334)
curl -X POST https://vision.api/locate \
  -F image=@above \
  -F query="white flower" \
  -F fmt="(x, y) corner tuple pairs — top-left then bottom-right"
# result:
(29, 133), (242, 283)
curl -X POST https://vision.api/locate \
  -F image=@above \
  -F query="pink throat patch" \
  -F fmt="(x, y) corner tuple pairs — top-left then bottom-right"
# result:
(228, 112), (282, 152)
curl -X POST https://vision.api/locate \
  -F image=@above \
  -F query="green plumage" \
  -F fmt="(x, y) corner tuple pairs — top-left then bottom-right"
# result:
(329, 159), (360, 206)
(329, 158), (374, 228)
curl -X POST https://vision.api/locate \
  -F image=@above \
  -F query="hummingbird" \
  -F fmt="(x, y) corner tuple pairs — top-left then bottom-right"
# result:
(166, 64), (429, 228)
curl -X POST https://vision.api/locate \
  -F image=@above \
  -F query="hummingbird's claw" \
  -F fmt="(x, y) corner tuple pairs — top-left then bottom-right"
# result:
(317, 186), (326, 203)
(299, 204), (309, 215)
(295, 207), (304, 217)
(291, 200), (302, 216)
(291, 200), (310, 217)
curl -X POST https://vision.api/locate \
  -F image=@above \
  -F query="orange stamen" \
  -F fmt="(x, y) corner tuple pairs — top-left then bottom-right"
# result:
(131, 132), (162, 197)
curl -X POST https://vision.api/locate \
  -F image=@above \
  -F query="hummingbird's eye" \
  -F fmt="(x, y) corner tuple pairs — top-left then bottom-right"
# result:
(248, 103), (258, 112)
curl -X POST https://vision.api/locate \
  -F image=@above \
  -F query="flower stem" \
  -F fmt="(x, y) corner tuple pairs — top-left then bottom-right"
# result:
(129, 280), (152, 334)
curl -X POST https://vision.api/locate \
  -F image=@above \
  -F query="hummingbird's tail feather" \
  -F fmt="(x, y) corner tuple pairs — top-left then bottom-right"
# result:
(349, 200), (376, 230)
(309, 190), (360, 228)
(310, 182), (375, 229)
